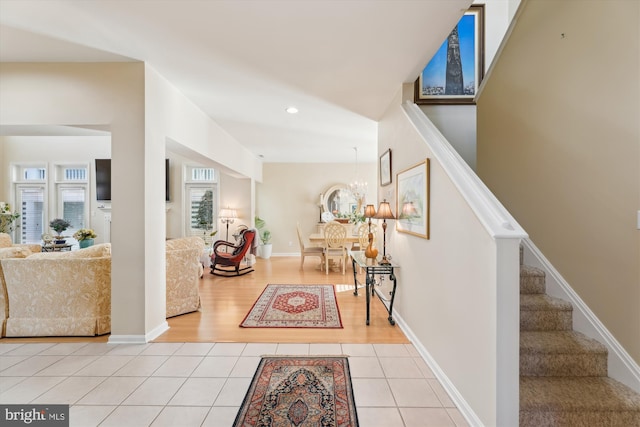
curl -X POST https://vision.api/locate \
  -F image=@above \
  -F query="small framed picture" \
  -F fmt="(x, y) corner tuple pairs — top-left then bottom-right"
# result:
(379, 149), (392, 186)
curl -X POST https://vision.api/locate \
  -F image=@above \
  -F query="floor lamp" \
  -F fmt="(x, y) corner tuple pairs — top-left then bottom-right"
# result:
(374, 200), (395, 264)
(219, 208), (237, 242)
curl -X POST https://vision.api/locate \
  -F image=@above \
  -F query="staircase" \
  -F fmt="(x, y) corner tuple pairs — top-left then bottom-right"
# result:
(519, 256), (640, 426)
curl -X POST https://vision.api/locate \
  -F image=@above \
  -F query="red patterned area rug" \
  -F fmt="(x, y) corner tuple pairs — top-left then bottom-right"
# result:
(240, 284), (343, 328)
(233, 356), (358, 427)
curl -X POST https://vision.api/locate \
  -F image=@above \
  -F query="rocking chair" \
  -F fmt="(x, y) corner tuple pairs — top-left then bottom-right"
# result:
(211, 229), (256, 277)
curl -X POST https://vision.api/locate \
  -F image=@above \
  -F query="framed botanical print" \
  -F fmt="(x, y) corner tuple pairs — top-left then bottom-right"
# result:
(396, 159), (430, 239)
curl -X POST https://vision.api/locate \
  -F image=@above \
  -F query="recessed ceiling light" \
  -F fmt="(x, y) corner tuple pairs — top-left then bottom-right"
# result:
(285, 106), (299, 114)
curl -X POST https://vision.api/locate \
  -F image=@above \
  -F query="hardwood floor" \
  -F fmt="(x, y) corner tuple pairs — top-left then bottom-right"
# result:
(0, 256), (409, 344)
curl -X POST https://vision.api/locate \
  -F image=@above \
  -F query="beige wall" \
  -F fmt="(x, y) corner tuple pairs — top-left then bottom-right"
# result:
(257, 162), (376, 255)
(477, 0), (640, 362)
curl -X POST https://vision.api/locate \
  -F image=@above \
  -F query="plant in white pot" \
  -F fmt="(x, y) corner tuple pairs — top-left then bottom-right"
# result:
(255, 216), (272, 259)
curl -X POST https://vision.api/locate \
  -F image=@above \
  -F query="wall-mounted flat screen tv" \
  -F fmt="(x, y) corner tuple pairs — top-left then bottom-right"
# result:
(95, 159), (170, 201)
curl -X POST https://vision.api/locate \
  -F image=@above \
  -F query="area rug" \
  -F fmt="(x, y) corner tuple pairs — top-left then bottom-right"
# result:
(240, 284), (343, 328)
(233, 356), (358, 427)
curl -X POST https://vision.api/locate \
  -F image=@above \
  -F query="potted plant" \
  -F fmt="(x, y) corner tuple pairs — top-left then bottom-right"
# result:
(0, 202), (20, 234)
(255, 216), (272, 259)
(73, 228), (97, 248)
(49, 218), (71, 244)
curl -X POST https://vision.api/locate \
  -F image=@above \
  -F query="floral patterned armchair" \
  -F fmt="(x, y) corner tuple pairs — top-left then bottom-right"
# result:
(166, 236), (205, 318)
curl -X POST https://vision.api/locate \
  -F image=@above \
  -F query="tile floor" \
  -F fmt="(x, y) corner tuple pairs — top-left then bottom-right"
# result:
(0, 342), (469, 427)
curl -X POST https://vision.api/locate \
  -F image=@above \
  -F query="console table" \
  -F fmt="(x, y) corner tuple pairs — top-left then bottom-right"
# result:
(42, 243), (73, 252)
(348, 250), (399, 326)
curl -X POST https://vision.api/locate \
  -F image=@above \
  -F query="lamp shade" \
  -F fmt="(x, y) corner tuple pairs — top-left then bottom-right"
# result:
(219, 208), (237, 220)
(364, 204), (376, 218)
(374, 200), (395, 220)
(402, 202), (417, 216)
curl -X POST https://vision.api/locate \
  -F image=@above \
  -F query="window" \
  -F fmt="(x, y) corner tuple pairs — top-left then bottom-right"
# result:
(184, 165), (218, 244)
(186, 185), (217, 243)
(16, 185), (46, 244)
(57, 186), (86, 233)
(55, 164), (89, 236)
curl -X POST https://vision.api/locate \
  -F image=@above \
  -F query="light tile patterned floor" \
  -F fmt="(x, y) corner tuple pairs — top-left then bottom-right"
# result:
(0, 342), (469, 427)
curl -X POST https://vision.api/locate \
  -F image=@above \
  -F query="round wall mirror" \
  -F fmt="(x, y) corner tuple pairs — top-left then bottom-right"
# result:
(323, 184), (357, 218)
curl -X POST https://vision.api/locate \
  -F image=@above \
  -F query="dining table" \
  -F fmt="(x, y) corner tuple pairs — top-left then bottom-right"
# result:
(307, 233), (360, 246)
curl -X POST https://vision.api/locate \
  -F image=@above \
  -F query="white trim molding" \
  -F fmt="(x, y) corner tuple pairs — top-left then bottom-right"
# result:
(108, 321), (169, 345)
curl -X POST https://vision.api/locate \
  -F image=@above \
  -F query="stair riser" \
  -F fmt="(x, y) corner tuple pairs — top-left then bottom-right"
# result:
(520, 410), (640, 427)
(520, 310), (572, 331)
(520, 274), (546, 294)
(520, 353), (608, 377)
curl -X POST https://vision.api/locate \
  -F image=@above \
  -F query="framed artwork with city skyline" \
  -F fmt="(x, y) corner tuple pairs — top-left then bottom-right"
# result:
(414, 4), (485, 105)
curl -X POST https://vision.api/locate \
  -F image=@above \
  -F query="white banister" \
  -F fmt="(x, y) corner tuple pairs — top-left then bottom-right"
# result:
(402, 101), (527, 240)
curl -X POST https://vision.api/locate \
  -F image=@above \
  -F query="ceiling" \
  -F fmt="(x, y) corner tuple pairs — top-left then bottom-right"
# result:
(0, 0), (471, 163)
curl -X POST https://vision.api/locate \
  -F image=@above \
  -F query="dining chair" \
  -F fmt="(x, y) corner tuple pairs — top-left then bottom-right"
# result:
(296, 222), (325, 270)
(323, 221), (348, 274)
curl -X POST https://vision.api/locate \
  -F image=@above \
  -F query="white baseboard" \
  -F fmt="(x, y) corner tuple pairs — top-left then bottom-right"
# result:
(522, 239), (640, 393)
(395, 311), (482, 427)
(108, 321), (169, 345)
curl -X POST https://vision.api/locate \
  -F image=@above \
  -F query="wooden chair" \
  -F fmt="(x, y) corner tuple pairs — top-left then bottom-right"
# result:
(211, 229), (256, 277)
(296, 222), (324, 270)
(323, 221), (348, 274)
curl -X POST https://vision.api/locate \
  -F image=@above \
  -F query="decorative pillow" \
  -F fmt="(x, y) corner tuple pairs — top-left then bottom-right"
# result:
(0, 233), (13, 248)
(0, 246), (32, 259)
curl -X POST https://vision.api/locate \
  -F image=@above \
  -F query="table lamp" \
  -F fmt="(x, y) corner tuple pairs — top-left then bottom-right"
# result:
(374, 199), (395, 264)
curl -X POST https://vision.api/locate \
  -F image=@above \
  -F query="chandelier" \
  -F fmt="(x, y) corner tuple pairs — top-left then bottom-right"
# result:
(349, 147), (367, 202)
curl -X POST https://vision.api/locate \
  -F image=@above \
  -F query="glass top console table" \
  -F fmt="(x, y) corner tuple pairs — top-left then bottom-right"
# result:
(348, 250), (399, 326)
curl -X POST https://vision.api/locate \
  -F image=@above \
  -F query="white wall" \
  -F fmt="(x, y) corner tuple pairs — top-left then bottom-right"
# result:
(0, 135), (111, 243)
(378, 87), (521, 426)
(0, 62), (261, 341)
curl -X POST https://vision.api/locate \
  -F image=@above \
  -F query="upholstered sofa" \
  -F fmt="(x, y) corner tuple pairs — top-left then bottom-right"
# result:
(0, 232), (42, 254)
(0, 244), (111, 337)
(0, 246), (34, 336)
(166, 236), (205, 318)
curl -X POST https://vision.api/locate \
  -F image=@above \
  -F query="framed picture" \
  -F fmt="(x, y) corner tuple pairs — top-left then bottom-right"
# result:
(414, 4), (485, 105)
(396, 159), (430, 239)
(379, 149), (392, 186)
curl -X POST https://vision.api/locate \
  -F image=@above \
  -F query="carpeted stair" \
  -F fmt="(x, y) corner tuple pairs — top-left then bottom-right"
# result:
(519, 254), (640, 426)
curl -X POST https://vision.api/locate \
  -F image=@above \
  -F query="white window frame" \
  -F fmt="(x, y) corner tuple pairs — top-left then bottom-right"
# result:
(54, 163), (90, 237)
(14, 183), (47, 244)
(183, 164), (218, 244)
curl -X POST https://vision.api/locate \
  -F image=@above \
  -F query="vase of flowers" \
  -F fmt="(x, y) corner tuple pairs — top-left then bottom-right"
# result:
(73, 228), (97, 248)
(49, 218), (71, 244)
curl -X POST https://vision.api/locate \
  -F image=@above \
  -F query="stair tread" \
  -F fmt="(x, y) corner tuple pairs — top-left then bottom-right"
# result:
(521, 331), (608, 355)
(520, 294), (573, 311)
(520, 377), (640, 411)
(520, 264), (545, 277)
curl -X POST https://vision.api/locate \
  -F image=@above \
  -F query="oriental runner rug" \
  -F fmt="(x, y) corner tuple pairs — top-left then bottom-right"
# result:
(233, 356), (358, 427)
(240, 284), (343, 328)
